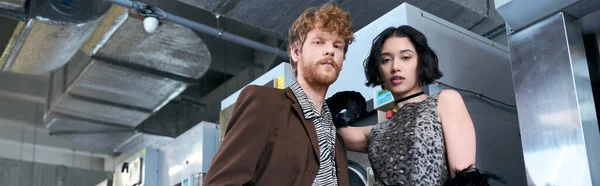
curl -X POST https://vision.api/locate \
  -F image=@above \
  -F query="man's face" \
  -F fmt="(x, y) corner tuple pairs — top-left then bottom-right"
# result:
(291, 28), (346, 86)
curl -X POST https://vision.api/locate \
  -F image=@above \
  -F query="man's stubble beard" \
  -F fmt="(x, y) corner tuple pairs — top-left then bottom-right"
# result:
(300, 58), (341, 86)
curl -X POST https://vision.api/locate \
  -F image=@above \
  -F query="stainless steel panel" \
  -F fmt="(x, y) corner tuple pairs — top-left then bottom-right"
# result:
(566, 16), (600, 186)
(50, 95), (151, 127)
(95, 18), (211, 79)
(508, 13), (600, 186)
(67, 60), (187, 112)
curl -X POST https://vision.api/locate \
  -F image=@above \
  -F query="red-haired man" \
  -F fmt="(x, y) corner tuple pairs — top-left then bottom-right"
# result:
(203, 2), (355, 186)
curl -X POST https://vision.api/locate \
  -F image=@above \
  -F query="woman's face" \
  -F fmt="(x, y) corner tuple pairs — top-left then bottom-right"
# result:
(379, 36), (421, 97)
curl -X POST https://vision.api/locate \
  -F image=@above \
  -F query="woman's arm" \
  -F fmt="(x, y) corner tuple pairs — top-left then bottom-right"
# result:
(338, 126), (373, 153)
(437, 89), (476, 177)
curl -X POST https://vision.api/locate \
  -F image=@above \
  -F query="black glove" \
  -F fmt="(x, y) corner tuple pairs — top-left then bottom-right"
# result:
(325, 91), (368, 128)
(444, 165), (506, 186)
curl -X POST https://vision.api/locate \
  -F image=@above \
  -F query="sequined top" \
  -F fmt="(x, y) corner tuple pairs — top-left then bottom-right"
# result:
(368, 93), (449, 186)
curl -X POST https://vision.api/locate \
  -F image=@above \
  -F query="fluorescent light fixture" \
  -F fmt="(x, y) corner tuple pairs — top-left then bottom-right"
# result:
(168, 165), (183, 176)
(186, 152), (202, 164)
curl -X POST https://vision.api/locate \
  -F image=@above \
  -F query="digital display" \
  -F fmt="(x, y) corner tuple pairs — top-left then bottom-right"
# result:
(375, 89), (393, 107)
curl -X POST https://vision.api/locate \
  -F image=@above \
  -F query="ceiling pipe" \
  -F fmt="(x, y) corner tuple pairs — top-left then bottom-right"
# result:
(109, 0), (289, 59)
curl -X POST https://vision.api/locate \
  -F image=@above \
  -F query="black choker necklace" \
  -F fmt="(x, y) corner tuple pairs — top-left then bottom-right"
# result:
(394, 91), (425, 105)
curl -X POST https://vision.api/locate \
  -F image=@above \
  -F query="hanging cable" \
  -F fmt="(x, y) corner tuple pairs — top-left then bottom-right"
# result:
(219, 14), (227, 101)
(434, 81), (517, 108)
(233, 22), (240, 89)
(204, 71), (208, 104)
(250, 56), (254, 86)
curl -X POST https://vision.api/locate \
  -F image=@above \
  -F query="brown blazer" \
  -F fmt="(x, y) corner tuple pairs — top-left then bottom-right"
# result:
(203, 85), (350, 186)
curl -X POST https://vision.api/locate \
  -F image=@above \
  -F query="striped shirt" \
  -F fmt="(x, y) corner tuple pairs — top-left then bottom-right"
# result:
(290, 81), (338, 186)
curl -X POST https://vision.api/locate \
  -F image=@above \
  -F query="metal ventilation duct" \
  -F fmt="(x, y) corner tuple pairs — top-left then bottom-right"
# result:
(0, 0), (112, 74)
(93, 15), (212, 79)
(0, 0), (25, 11)
(0, 0), (25, 19)
(45, 6), (211, 153)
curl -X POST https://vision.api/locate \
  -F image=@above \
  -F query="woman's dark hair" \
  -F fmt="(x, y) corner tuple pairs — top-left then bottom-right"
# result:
(364, 25), (443, 88)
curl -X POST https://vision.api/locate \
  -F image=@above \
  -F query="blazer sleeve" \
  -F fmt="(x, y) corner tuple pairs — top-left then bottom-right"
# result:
(203, 85), (274, 186)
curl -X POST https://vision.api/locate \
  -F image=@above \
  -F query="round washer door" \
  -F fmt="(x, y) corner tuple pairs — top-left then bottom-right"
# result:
(348, 160), (368, 186)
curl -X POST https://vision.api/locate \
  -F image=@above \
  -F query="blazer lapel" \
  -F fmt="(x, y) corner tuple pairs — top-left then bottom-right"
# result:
(285, 88), (320, 159)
